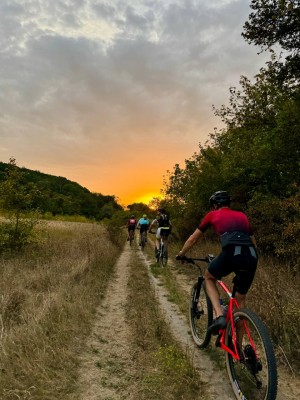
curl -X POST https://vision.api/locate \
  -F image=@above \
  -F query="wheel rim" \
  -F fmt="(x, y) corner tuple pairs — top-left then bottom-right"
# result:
(225, 310), (277, 400)
(189, 283), (212, 348)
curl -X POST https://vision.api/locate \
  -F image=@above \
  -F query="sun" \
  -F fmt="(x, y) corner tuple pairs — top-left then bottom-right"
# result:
(135, 193), (162, 206)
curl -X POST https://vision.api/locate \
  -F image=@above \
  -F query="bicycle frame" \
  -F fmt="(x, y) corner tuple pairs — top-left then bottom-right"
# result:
(185, 255), (278, 400)
(191, 258), (259, 362)
(216, 280), (240, 359)
(159, 236), (166, 250)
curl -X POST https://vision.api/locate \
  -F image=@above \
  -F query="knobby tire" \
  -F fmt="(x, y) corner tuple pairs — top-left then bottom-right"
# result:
(189, 280), (213, 348)
(129, 232), (134, 246)
(225, 308), (278, 400)
(141, 232), (146, 251)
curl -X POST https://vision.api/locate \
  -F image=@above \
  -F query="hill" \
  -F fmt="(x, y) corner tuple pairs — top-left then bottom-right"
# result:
(0, 161), (122, 220)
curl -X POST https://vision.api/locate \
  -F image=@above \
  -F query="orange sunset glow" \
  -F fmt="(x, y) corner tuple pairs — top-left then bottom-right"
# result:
(0, 1), (267, 206)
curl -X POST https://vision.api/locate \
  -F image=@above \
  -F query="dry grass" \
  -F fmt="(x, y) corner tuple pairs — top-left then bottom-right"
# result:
(0, 221), (123, 400)
(248, 258), (300, 373)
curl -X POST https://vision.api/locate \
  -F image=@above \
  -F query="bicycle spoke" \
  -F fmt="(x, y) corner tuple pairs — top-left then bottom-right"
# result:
(189, 281), (213, 348)
(225, 309), (277, 400)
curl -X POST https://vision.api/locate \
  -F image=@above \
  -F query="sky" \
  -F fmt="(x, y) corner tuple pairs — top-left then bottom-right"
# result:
(0, 0), (269, 207)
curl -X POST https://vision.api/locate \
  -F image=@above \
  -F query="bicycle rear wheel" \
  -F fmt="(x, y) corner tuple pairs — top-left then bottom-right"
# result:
(129, 231), (134, 246)
(189, 280), (213, 348)
(225, 308), (277, 400)
(141, 232), (146, 251)
(161, 245), (168, 266)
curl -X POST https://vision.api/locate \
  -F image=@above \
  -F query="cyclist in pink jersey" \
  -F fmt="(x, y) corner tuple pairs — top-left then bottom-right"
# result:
(176, 191), (258, 335)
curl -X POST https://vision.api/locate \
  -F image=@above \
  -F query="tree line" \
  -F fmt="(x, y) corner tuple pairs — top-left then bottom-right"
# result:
(0, 159), (122, 220)
(162, 0), (300, 268)
(0, 158), (124, 250)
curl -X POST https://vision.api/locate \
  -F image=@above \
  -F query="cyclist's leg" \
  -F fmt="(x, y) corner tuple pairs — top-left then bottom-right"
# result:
(204, 270), (223, 318)
(161, 235), (168, 247)
(205, 249), (234, 333)
(235, 292), (246, 308)
(205, 250), (231, 317)
(160, 228), (170, 250)
(155, 228), (161, 251)
(231, 247), (258, 346)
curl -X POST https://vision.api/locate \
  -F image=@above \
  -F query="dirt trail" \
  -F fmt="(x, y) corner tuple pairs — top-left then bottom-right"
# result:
(77, 245), (138, 400)
(77, 240), (300, 400)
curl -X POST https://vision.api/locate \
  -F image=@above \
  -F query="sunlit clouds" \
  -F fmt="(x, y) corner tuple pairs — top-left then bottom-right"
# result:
(0, 0), (269, 205)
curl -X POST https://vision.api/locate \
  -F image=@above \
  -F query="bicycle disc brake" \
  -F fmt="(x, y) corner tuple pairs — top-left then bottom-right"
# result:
(243, 344), (263, 388)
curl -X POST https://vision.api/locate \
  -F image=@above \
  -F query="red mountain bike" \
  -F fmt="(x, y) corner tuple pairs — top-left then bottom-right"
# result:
(181, 255), (278, 400)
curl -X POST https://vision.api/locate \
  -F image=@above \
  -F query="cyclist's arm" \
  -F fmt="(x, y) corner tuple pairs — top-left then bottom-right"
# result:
(178, 228), (203, 256)
(149, 219), (157, 231)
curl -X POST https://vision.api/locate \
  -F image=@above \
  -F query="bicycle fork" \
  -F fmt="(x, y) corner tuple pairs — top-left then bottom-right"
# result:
(192, 277), (205, 317)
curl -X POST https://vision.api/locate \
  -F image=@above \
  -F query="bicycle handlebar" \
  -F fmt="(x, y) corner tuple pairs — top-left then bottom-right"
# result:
(175, 255), (214, 264)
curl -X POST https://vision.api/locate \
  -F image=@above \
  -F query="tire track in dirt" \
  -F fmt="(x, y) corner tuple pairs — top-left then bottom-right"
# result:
(137, 249), (234, 400)
(77, 245), (138, 400)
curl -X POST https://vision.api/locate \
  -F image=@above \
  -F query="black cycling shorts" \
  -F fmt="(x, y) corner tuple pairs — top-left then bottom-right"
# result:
(128, 225), (136, 232)
(139, 225), (149, 233)
(208, 245), (258, 295)
(157, 227), (170, 238)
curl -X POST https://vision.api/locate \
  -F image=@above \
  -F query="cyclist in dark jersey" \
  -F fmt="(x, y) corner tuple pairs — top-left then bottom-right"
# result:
(149, 208), (172, 256)
(176, 191), (258, 334)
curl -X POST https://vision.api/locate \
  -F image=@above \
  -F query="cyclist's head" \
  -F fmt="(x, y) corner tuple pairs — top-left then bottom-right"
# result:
(143, 214), (147, 218)
(158, 208), (166, 214)
(130, 215), (135, 218)
(209, 191), (231, 209)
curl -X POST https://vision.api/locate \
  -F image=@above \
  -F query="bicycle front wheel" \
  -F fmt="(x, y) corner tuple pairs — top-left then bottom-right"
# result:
(189, 281), (213, 348)
(225, 308), (277, 400)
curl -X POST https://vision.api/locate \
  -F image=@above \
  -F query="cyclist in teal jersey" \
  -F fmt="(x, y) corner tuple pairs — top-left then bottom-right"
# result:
(136, 214), (150, 245)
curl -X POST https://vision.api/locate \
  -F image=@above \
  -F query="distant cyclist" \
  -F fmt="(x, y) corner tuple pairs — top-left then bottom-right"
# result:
(176, 191), (258, 335)
(149, 208), (172, 257)
(127, 215), (137, 241)
(136, 214), (150, 246)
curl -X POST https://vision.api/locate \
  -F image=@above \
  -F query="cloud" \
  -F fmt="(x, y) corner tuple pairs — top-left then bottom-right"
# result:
(0, 0), (269, 203)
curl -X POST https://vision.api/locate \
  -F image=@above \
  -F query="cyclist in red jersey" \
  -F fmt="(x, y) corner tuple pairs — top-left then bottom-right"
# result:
(176, 191), (258, 334)
(127, 215), (137, 241)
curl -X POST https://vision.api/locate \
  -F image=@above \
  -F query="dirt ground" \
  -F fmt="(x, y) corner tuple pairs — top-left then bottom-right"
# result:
(76, 240), (300, 400)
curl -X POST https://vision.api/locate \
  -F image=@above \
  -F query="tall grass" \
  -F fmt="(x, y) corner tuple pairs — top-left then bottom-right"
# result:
(247, 258), (300, 373)
(0, 221), (123, 400)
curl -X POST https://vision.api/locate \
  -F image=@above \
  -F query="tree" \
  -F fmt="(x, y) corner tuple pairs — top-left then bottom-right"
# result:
(0, 157), (41, 250)
(242, 0), (300, 82)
